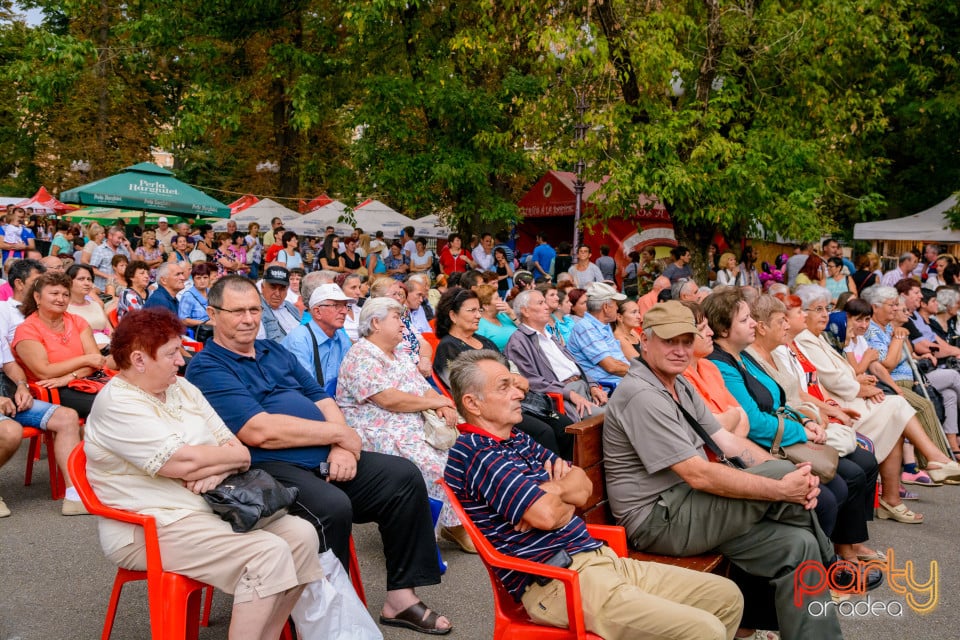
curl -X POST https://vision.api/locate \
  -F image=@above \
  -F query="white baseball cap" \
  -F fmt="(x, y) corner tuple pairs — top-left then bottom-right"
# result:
(309, 283), (354, 308)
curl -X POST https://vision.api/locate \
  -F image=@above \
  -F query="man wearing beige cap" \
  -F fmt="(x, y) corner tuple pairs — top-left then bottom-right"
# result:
(566, 282), (630, 390)
(603, 301), (843, 639)
(281, 283), (354, 393)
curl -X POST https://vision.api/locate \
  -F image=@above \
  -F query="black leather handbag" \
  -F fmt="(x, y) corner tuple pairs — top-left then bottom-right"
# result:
(203, 469), (299, 532)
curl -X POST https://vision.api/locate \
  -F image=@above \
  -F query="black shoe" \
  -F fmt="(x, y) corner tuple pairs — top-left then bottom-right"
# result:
(830, 558), (884, 592)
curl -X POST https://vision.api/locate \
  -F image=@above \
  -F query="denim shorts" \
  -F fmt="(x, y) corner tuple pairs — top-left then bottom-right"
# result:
(0, 399), (59, 430)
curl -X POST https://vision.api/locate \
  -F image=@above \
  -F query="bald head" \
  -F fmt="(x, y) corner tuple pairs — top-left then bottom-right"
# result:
(652, 276), (671, 292)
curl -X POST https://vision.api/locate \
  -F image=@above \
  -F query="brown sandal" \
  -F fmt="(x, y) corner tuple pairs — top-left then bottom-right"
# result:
(380, 601), (452, 635)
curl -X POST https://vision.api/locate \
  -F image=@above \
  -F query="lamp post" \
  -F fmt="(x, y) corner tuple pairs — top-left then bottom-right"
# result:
(571, 86), (588, 253)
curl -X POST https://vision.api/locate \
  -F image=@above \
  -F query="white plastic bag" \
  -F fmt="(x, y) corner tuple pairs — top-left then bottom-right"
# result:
(292, 549), (383, 640)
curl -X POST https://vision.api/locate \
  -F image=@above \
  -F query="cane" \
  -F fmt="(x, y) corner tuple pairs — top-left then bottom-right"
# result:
(902, 343), (956, 460)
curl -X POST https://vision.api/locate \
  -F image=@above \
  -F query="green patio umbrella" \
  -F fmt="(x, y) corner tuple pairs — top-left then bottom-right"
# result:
(61, 162), (230, 218)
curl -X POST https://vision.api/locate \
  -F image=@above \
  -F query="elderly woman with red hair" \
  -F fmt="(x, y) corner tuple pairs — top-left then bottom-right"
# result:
(84, 308), (323, 638)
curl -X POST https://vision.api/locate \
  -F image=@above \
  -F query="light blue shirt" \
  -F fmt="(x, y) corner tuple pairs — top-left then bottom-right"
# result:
(281, 320), (353, 392)
(566, 311), (628, 388)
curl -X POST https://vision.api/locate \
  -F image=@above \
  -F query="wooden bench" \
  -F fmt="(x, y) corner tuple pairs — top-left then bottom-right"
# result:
(566, 414), (725, 573)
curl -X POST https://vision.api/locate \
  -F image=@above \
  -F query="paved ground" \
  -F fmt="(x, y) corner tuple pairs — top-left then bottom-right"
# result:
(1, 443), (957, 639)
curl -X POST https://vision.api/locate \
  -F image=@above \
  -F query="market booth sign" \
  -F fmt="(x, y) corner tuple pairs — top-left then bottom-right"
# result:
(61, 162), (230, 219)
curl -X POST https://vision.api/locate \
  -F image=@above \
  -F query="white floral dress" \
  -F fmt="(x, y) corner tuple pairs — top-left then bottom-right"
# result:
(336, 338), (458, 527)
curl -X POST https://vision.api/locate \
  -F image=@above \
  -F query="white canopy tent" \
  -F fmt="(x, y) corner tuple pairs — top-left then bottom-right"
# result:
(284, 201), (352, 237)
(854, 195), (960, 243)
(212, 198), (300, 231)
(352, 200), (415, 237)
(412, 213), (453, 238)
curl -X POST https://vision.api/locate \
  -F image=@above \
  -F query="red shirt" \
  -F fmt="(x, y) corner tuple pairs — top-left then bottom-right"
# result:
(439, 247), (471, 274)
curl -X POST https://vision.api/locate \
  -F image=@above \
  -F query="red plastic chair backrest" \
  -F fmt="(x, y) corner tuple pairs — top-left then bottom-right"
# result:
(439, 479), (592, 637)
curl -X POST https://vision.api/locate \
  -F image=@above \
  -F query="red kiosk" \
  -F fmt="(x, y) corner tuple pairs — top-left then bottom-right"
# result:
(516, 171), (676, 280)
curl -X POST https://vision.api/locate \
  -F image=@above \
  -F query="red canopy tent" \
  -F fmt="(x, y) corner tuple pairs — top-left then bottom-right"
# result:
(299, 194), (334, 213)
(16, 187), (77, 214)
(228, 194), (260, 215)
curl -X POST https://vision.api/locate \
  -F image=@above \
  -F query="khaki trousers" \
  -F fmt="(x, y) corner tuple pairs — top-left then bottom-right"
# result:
(520, 546), (743, 640)
(107, 511), (323, 603)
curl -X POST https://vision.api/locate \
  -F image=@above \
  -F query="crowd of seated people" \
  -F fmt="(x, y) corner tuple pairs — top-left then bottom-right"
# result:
(10, 226), (960, 638)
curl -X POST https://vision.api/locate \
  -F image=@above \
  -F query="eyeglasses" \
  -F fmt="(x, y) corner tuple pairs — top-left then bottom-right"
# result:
(807, 305), (831, 314)
(209, 305), (262, 317)
(315, 302), (349, 309)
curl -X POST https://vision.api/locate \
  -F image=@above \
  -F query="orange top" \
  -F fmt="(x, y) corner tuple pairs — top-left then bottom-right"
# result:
(682, 357), (741, 415)
(12, 312), (91, 382)
(636, 289), (660, 321)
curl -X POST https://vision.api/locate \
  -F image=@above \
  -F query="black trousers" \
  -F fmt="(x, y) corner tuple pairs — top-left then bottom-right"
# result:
(256, 451), (441, 591)
(57, 387), (97, 419)
(517, 411), (575, 459)
(831, 446), (879, 545)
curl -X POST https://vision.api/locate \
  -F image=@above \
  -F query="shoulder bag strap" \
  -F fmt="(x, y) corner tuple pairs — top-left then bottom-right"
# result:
(771, 410), (786, 455)
(635, 357), (746, 470)
(307, 325), (325, 386)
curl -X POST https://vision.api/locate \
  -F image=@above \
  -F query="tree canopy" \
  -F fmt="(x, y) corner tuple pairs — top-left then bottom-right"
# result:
(0, 0), (956, 244)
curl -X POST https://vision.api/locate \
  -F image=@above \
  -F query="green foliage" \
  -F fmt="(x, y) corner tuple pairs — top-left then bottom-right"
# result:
(0, 0), (955, 247)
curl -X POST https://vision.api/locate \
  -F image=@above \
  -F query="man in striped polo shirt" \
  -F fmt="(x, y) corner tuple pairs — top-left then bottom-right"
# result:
(443, 349), (743, 640)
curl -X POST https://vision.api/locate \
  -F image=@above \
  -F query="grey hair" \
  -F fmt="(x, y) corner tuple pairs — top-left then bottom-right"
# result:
(860, 285), (898, 306)
(898, 252), (915, 264)
(369, 276), (399, 298)
(448, 349), (509, 417)
(766, 283), (790, 298)
(358, 297), (403, 337)
(586, 297), (607, 313)
(795, 284), (830, 309)
(301, 271), (337, 307)
(406, 273), (429, 289)
(155, 261), (177, 281)
(937, 288), (959, 311)
(671, 279), (697, 300)
(512, 289), (541, 318)
(207, 275), (257, 308)
(341, 273), (362, 288)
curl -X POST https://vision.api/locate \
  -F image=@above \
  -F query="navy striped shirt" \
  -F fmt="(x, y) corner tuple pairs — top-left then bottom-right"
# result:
(444, 424), (601, 600)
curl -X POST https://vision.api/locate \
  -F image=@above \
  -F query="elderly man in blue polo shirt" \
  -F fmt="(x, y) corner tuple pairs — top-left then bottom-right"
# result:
(187, 276), (452, 635)
(281, 283), (353, 396)
(443, 349), (743, 640)
(566, 282), (630, 390)
(143, 262), (185, 315)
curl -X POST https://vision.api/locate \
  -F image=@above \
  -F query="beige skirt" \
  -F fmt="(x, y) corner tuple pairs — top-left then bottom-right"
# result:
(844, 393), (914, 461)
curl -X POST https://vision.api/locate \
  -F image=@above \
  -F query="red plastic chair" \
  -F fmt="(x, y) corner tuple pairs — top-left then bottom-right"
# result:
(22, 427), (65, 500)
(69, 443), (362, 639)
(69, 444), (216, 640)
(181, 338), (203, 353)
(420, 331), (439, 352)
(440, 479), (627, 639)
(108, 306), (119, 329)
